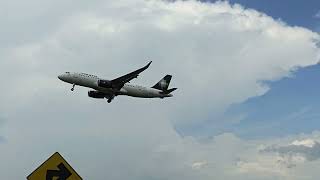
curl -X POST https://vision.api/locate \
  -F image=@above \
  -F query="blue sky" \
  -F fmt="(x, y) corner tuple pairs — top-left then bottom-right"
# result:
(172, 0), (320, 139)
(174, 0), (320, 139)
(228, 65), (320, 138)
(211, 0), (320, 30)
(205, 0), (320, 138)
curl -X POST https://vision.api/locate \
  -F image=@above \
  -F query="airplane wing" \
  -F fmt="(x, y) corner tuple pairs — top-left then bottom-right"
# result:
(110, 61), (152, 89)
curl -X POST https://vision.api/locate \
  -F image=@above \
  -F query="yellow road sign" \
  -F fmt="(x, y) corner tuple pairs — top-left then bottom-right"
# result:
(27, 152), (82, 180)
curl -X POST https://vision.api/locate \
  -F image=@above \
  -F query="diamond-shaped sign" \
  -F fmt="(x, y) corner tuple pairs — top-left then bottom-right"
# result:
(27, 152), (82, 180)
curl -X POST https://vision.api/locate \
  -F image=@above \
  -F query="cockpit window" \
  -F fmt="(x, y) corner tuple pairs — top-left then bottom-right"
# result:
(65, 72), (70, 74)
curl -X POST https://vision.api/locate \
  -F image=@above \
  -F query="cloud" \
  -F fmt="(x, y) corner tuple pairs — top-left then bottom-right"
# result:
(314, 10), (320, 19)
(0, 116), (6, 143)
(0, 137), (5, 143)
(234, 133), (320, 179)
(2, 0), (319, 131)
(191, 161), (209, 169)
(263, 139), (320, 162)
(0, 0), (319, 180)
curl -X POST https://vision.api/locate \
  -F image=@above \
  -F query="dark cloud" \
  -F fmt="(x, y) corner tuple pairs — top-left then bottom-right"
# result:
(262, 140), (320, 161)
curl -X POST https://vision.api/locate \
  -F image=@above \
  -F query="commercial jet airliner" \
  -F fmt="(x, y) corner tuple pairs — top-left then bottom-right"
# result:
(58, 61), (177, 103)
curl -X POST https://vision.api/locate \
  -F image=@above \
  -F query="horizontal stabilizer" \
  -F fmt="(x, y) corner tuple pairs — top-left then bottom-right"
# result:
(162, 88), (177, 94)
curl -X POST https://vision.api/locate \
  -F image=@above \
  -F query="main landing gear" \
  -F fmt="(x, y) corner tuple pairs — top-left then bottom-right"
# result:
(71, 84), (75, 91)
(107, 95), (115, 103)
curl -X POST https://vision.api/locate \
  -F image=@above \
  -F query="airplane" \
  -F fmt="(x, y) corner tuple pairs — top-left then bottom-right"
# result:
(58, 61), (177, 103)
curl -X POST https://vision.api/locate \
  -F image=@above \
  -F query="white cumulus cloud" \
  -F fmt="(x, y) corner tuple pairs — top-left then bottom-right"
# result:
(0, 0), (319, 180)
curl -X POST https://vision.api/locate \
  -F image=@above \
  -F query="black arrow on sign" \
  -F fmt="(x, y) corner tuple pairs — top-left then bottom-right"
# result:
(46, 163), (72, 180)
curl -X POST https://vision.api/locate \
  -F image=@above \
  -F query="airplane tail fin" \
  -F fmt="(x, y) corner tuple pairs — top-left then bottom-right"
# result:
(152, 75), (177, 94)
(152, 75), (172, 91)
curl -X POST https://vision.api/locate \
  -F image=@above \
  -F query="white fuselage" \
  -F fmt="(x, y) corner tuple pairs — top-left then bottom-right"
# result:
(58, 72), (172, 98)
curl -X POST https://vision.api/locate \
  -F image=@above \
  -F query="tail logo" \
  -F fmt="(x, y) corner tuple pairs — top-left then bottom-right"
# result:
(151, 75), (172, 91)
(159, 80), (168, 89)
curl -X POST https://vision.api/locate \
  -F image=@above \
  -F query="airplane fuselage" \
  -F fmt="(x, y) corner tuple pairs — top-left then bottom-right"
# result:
(58, 72), (172, 99)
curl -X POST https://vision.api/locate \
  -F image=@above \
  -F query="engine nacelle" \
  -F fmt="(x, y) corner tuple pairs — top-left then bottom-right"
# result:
(88, 91), (106, 99)
(98, 79), (113, 88)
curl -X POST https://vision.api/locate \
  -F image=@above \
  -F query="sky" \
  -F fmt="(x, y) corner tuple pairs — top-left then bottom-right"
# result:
(211, 0), (320, 30)
(1, 0), (320, 179)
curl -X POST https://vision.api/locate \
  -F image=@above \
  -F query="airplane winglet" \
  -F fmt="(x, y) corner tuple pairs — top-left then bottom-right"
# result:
(146, 61), (152, 68)
(141, 61), (152, 71)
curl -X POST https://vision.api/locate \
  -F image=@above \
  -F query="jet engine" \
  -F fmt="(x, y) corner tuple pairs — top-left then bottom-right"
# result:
(88, 91), (106, 99)
(98, 79), (113, 88)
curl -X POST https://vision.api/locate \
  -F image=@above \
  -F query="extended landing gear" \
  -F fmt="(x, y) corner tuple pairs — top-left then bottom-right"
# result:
(107, 95), (115, 103)
(71, 84), (75, 91)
